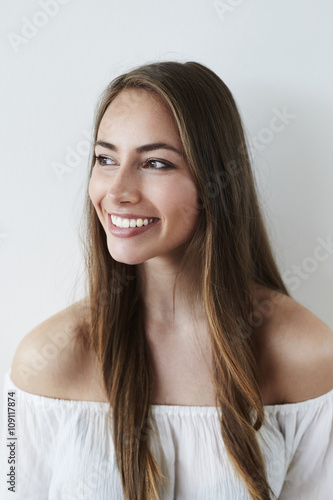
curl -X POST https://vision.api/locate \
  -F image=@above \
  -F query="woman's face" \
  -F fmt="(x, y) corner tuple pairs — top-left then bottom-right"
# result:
(89, 88), (199, 266)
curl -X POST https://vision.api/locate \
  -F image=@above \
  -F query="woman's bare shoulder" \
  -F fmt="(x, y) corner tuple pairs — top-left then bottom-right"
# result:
(252, 287), (333, 404)
(10, 298), (94, 399)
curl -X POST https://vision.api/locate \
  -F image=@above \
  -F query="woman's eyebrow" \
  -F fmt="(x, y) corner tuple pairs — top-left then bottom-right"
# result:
(95, 140), (183, 156)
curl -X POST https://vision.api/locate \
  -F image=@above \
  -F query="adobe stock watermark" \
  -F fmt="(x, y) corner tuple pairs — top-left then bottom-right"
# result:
(283, 235), (333, 292)
(61, 460), (114, 500)
(97, 269), (136, 302)
(178, 158), (244, 226)
(7, 0), (73, 54)
(240, 106), (296, 160)
(232, 290), (288, 346)
(213, 0), (245, 22)
(178, 105), (295, 226)
(118, 418), (160, 454)
(52, 130), (93, 182)
(231, 234), (333, 344)
(14, 323), (74, 384)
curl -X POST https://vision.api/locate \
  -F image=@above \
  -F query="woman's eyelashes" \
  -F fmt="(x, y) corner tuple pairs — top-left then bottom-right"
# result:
(94, 155), (174, 170)
(95, 155), (115, 167)
(144, 159), (174, 170)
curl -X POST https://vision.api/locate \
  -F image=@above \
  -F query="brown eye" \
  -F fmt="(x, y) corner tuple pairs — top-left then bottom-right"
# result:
(95, 155), (115, 166)
(144, 159), (174, 170)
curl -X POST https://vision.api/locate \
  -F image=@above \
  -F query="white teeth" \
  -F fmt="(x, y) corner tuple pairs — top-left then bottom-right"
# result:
(111, 214), (158, 229)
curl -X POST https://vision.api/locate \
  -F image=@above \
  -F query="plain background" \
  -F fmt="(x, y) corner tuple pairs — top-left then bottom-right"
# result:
(1, 0), (333, 432)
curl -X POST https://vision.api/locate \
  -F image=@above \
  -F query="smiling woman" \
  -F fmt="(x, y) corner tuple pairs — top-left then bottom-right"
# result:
(89, 88), (199, 266)
(2, 61), (333, 500)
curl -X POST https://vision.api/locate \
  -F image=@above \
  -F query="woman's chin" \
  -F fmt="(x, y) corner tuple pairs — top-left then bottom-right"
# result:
(107, 246), (146, 266)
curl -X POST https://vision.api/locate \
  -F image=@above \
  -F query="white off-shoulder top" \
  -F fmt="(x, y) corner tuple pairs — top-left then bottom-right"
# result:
(1, 369), (333, 499)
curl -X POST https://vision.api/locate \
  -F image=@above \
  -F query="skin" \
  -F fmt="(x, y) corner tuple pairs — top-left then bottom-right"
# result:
(89, 88), (215, 404)
(10, 89), (333, 408)
(89, 88), (205, 330)
(88, 91), (333, 406)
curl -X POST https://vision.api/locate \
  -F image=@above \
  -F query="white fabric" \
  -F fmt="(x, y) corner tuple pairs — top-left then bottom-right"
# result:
(1, 368), (333, 499)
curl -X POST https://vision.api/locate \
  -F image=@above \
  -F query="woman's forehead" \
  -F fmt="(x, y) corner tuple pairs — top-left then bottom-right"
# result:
(98, 89), (182, 145)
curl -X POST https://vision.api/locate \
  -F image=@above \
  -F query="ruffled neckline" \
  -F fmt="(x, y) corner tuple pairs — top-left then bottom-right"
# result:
(4, 370), (333, 416)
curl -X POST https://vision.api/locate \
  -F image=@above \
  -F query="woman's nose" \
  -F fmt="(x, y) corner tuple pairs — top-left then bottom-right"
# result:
(106, 167), (141, 205)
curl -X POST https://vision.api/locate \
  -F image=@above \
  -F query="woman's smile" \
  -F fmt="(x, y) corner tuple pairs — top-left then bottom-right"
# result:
(107, 213), (161, 238)
(88, 87), (199, 265)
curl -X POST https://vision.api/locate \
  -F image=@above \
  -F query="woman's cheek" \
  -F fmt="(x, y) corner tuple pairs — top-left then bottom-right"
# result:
(174, 180), (200, 230)
(88, 171), (107, 227)
(89, 170), (103, 207)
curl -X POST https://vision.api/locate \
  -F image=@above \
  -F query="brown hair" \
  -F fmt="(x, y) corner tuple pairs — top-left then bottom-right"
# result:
(79, 61), (289, 499)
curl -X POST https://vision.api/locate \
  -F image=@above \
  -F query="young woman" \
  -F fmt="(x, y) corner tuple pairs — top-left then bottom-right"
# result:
(1, 61), (333, 500)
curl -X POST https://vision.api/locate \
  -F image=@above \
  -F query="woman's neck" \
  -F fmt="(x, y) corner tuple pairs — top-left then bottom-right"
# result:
(137, 258), (205, 332)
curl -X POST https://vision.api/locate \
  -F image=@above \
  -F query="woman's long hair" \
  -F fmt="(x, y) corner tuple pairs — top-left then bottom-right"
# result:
(79, 61), (290, 500)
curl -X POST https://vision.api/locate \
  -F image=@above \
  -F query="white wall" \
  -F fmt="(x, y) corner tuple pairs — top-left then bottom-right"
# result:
(1, 0), (333, 432)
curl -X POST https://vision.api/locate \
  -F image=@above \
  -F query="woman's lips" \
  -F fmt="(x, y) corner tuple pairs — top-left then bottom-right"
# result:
(107, 214), (160, 238)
